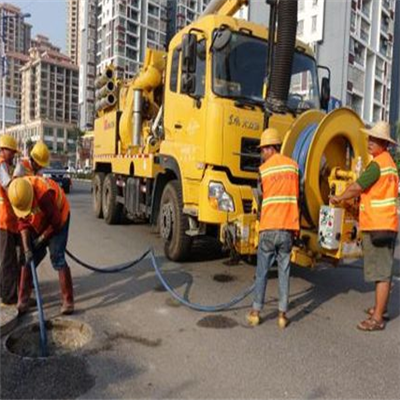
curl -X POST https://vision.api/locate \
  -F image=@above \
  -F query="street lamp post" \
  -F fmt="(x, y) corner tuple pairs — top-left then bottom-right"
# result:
(0, 11), (30, 133)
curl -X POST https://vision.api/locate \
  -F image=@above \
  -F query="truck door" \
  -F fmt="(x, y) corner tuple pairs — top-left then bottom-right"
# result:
(163, 38), (207, 182)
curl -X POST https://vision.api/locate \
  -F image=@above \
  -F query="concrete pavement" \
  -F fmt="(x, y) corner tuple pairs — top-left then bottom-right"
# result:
(1, 181), (399, 399)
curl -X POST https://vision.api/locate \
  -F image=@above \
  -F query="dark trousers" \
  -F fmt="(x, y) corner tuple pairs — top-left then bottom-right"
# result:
(0, 229), (20, 304)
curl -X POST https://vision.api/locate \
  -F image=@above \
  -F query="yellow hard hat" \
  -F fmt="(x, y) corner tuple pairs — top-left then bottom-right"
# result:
(0, 134), (18, 152)
(259, 128), (282, 148)
(8, 178), (34, 218)
(30, 141), (50, 167)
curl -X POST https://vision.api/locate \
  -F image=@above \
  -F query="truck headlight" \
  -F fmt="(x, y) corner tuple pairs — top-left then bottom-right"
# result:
(208, 182), (235, 212)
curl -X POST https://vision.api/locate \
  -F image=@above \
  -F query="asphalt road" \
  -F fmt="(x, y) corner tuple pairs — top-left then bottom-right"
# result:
(1, 181), (399, 399)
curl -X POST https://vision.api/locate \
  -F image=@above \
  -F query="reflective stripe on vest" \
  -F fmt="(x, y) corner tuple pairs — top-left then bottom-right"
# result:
(259, 154), (300, 231)
(262, 196), (298, 206)
(360, 151), (399, 232)
(20, 159), (34, 176)
(0, 156), (18, 232)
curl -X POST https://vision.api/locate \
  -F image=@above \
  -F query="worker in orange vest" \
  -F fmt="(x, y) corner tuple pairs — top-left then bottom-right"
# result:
(0, 135), (20, 306)
(247, 128), (300, 329)
(331, 121), (398, 331)
(8, 176), (74, 315)
(14, 141), (50, 177)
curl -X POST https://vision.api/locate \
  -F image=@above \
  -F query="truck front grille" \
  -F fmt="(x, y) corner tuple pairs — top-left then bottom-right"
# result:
(242, 199), (253, 213)
(240, 138), (260, 173)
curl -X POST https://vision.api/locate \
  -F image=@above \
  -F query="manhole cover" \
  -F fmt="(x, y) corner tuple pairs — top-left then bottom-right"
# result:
(197, 315), (238, 329)
(213, 274), (236, 283)
(0, 306), (18, 337)
(6, 318), (92, 358)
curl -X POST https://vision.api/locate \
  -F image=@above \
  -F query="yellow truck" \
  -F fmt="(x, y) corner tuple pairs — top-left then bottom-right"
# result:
(92, 0), (369, 266)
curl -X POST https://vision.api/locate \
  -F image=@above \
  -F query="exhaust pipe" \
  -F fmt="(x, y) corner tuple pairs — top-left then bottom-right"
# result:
(266, 0), (298, 114)
(95, 81), (115, 100)
(132, 89), (143, 146)
(95, 94), (116, 111)
(95, 68), (114, 89)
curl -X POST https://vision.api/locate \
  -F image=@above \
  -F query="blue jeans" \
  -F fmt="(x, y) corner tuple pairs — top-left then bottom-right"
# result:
(34, 216), (70, 271)
(253, 230), (293, 313)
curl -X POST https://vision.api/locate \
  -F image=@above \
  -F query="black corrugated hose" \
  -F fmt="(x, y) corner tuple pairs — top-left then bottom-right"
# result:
(266, 0), (298, 114)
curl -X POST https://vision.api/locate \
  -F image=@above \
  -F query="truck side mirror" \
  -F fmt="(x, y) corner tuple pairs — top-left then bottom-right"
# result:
(182, 33), (197, 74)
(320, 77), (331, 111)
(181, 73), (196, 94)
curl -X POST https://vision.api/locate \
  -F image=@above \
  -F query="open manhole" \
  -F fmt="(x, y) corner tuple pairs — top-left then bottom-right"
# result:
(6, 318), (92, 358)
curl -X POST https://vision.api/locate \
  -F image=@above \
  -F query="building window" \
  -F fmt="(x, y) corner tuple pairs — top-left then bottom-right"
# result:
(312, 16), (317, 32)
(170, 49), (180, 93)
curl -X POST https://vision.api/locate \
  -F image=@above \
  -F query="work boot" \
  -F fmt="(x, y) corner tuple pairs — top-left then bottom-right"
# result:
(277, 311), (289, 329)
(17, 266), (33, 315)
(58, 266), (74, 315)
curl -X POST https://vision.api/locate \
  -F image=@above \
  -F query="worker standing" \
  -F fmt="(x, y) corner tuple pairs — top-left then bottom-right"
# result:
(14, 141), (50, 177)
(0, 135), (20, 306)
(247, 128), (300, 328)
(8, 176), (74, 315)
(331, 121), (398, 332)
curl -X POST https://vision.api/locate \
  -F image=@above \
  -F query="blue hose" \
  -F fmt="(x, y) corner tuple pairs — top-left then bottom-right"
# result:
(291, 123), (318, 226)
(67, 249), (255, 312)
(149, 252), (255, 312)
(29, 260), (48, 357)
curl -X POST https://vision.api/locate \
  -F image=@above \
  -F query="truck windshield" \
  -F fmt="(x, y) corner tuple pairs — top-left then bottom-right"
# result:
(212, 31), (320, 110)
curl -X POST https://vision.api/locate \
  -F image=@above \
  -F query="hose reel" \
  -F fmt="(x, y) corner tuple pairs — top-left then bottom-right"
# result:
(281, 108), (369, 229)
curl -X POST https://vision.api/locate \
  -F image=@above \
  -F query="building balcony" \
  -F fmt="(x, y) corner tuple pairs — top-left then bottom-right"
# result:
(382, 0), (391, 13)
(361, 3), (371, 19)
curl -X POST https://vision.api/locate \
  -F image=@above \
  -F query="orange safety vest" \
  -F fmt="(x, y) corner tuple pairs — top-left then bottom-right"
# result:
(25, 176), (70, 235)
(360, 151), (399, 232)
(259, 153), (300, 231)
(19, 158), (34, 176)
(0, 156), (17, 232)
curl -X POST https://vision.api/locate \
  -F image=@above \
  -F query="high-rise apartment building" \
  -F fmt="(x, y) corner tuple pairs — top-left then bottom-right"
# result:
(0, 3), (31, 126)
(249, 0), (397, 125)
(6, 36), (79, 156)
(96, 0), (167, 79)
(78, 0), (98, 130)
(166, 0), (211, 43)
(67, 0), (80, 64)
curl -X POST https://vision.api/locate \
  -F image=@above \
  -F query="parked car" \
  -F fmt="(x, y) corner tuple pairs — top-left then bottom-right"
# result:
(42, 161), (72, 194)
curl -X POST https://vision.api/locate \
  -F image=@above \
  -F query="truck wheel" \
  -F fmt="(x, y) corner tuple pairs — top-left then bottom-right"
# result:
(159, 180), (192, 261)
(102, 173), (122, 225)
(92, 172), (105, 218)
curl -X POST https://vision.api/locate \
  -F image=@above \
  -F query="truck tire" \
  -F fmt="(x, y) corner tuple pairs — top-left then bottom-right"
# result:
(159, 180), (192, 261)
(102, 173), (122, 225)
(92, 172), (105, 218)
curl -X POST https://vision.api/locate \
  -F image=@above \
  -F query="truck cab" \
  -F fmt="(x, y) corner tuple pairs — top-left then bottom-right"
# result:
(158, 14), (324, 259)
